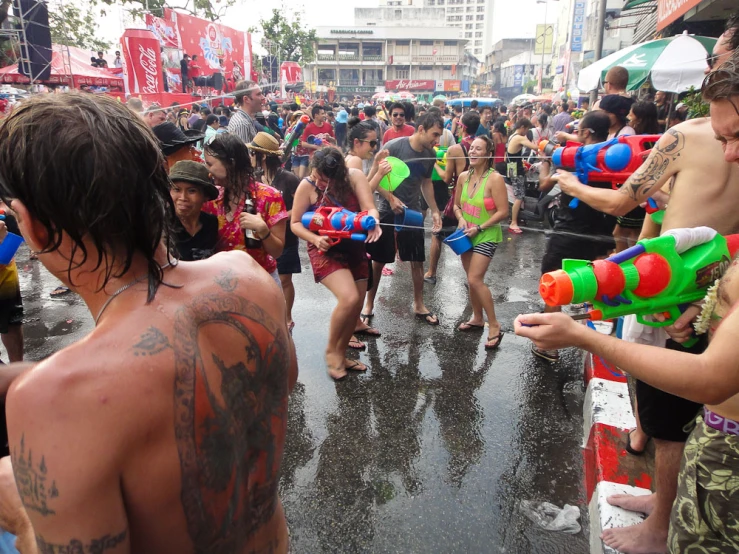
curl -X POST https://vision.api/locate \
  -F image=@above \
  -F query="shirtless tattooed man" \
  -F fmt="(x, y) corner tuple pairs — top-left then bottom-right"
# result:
(0, 93), (297, 554)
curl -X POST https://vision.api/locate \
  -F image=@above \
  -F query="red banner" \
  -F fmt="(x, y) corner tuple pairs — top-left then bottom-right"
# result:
(120, 29), (164, 95)
(384, 79), (436, 91)
(145, 12), (180, 49)
(168, 8), (250, 79)
(280, 61), (302, 84)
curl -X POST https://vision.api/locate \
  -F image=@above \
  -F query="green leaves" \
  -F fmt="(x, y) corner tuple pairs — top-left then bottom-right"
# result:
(48, 0), (111, 53)
(254, 8), (317, 65)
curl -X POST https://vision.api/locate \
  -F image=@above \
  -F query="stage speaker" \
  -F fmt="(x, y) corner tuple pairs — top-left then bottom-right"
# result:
(211, 72), (224, 91)
(13, 0), (52, 81)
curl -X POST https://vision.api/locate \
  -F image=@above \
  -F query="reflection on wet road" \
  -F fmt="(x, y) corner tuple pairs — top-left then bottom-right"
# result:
(8, 229), (588, 554)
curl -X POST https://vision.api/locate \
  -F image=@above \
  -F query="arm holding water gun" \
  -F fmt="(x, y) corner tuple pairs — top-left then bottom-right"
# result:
(553, 128), (683, 216)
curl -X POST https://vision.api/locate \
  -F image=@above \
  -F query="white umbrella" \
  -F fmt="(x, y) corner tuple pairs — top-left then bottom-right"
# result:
(512, 93), (536, 105)
(577, 33), (717, 93)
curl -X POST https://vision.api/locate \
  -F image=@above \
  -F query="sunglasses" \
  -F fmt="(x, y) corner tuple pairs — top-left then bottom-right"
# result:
(360, 139), (378, 147)
(706, 53), (719, 70)
(314, 149), (339, 170)
(391, 113), (405, 118)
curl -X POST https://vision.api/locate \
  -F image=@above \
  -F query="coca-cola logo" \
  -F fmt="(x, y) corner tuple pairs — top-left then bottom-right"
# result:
(138, 44), (159, 94)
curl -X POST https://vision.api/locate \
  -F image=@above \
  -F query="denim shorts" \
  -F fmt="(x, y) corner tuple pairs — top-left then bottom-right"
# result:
(291, 155), (309, 168)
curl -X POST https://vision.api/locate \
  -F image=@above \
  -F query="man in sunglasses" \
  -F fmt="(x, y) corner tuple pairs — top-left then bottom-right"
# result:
(382, 102), (415, 144)
(545, 16), (739, 554)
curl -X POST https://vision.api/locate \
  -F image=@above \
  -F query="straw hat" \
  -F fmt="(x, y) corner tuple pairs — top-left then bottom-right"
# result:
(246, 132), (283, 157)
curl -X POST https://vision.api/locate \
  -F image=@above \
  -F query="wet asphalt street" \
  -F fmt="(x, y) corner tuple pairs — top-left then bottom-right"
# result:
(6, 226), (588, 554)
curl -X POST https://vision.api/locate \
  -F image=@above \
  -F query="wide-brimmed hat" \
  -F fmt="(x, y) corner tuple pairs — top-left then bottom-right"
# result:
(246, 132), (283, 157)
(152, 122), (204, 156)
(169, 160), (219, 200)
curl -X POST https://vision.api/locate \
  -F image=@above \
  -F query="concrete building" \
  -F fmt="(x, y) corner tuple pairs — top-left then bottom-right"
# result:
(480, 38), (534, 93)
(414, 0), (494, 59)
(498, 50), (553, 102)
(303, 12), (472, 97)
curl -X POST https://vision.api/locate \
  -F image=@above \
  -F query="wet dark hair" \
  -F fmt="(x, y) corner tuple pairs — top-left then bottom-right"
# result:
(0, 92), (176, 302)
(363, 105), (376, 117)
(630, 101), (659, 134)
(514, 117), (533, 131)
(310, 147), (352, 204)
(538, 113), (549, 129)
(726, 12), (739, 50)
(402, 101), (415, 122)
(416, 112), (444, 133)
(311, 104), (325, 118)
(348, 120), (376, 151)
(204, 133), (255, 210)
(350, 107), (360, 117)
(461, 110), (481, 135)
(389, 102), (405, 116)
(253, 151), (282, 182)
(472, 135), (495, 170)
(580, 111), (610, 142)
(493, 121), (507, 135)
(470, 100), (479, 109)
(206, 114), (219, 126)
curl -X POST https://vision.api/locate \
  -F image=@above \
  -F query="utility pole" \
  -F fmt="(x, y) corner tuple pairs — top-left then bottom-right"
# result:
(589, 0), (607, 106)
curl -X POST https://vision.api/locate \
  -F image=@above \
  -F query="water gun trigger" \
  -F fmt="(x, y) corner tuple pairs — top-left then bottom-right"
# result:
(645, 198), (659, 214)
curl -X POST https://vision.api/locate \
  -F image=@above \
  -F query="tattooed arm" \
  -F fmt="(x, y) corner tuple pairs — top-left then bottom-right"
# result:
(4, 362), (130, 554)
(554, 128), (686, 216)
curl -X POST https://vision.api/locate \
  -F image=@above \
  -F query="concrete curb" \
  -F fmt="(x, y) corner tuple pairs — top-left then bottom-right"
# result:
(582, 353), (654, 554)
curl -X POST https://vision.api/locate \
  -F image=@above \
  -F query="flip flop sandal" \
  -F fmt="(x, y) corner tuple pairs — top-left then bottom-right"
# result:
(458, 322), (485, 332)
(348, 336), (366, 350)
(360, 313), (374, 324)
(328, 365), (348, 381)
(50, 286), (72, 297)
(484, 333), (504, 350)
(531, 344), (559, 362)
(415, 312), (440, 326)
(508, 227), (523, 235)
(625, 429), (650, 456)
(344, 360), (368, 372)
(354, 326), (381, 337)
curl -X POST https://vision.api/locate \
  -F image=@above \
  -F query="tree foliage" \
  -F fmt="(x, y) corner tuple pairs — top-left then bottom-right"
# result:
(250, 9), (317, 65)
(97, 0), (234, 22)
(48, 0), (111, 53)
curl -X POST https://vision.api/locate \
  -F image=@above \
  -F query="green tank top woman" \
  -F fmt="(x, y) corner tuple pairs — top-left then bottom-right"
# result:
(460, 167), (503, 246)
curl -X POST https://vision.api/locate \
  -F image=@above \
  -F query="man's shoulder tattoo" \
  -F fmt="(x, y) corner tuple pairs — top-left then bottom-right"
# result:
(36, 530), (127, 554)
(12, 434), (59, 517)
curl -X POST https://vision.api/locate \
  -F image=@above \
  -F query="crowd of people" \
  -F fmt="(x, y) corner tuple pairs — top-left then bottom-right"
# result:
(0, 12), (734, 554)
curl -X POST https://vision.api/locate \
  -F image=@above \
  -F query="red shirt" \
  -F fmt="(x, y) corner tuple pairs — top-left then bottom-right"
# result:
(189, 62), (201, 78)
(296, 121), (335, 156)
(383, 125), (415, 143)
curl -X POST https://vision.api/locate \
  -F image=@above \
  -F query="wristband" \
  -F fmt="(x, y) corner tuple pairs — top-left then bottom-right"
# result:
(260, 229), (272, 240)
(476, 225), (482, 232)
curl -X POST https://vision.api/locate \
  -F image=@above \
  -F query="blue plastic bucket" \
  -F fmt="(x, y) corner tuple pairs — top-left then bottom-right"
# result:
(0, 233), (24, 265)
(443, 228), (473, 255)
(394, 207), (424, 232)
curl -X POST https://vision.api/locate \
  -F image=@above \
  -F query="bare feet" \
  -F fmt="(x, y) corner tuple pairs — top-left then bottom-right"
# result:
(601, 520), (667, 554)
(607, 493), (655, 516)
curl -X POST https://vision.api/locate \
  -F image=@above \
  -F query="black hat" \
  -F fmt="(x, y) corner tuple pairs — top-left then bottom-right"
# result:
(152, 122), (203, 156)
(169, 161), (219, 201)
(599, 94), (635, 120)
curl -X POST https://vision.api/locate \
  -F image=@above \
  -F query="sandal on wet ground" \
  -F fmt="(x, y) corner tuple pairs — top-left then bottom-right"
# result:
(344, 359), (368, 372)
(423, 276), (437, 285)
(415, 312), (440, 326)
(360, 313), (374, 324)
(531, 344), (559, 362)
(354, 326), (381, 337)
(484, 333), (504, 350)
(328, 365), (348, 381)
(348, 335), (366, 350)
(50, 286), (72, 297)
(508, 227), (523, 235)
(625, 429), (651, 456)
(458, 321), (485, 332)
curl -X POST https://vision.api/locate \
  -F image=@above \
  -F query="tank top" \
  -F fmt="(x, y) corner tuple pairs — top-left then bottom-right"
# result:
(460, 168), (503, 246)
(493, 137), (506, 164)
(506, 134), (525, 177)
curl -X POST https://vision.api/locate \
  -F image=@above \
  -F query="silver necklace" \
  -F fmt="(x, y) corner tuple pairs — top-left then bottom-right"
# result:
(94, 261), (176, 325)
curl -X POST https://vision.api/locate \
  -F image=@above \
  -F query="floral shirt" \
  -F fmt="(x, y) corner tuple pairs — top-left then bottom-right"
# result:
(203, 181), (288, 274)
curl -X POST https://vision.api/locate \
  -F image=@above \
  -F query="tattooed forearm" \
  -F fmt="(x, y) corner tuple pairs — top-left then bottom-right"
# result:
(132, 327), (172, 357)
(620, 128), (685, 201)
(12, 435), (59, 516)
(36, 529), (127, 554)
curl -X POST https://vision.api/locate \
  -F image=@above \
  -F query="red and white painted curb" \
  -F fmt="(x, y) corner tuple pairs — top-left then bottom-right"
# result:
(582, 350), (653, 554)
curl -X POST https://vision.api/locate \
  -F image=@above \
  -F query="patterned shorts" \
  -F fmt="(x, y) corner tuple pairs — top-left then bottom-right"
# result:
(471, 241), (498, 259)
(669, 416), (739, 553)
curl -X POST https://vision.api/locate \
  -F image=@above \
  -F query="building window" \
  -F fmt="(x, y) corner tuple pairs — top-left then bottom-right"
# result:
(396, 68), (409, 79)
(476, 22), (483, 28)
(465, 32), (472, 37)
(395, 9), (401, 17)
(476, 14), (484, 19)
(318, 69), (336, 82)
(396, 40), (410, 46)
(477, 5), (484, 11)
(444, 40), (457, 46)
(475, 32), (482, 37)
(420, 40), (434, 45)
(443, 65), (452, 70)
(437, 0), (444, 4)
(465, 23), (473, 29)
(466, 15), (473, 20)
(466, 5), (473, 11)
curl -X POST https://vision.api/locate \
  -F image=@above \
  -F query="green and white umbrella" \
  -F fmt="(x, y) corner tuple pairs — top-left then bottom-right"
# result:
(577, 33), (717, 93)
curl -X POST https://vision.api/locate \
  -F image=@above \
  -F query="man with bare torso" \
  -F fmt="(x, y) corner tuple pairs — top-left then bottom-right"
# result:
(0, 93), (297, 554)
(519, 46), (739, 554)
